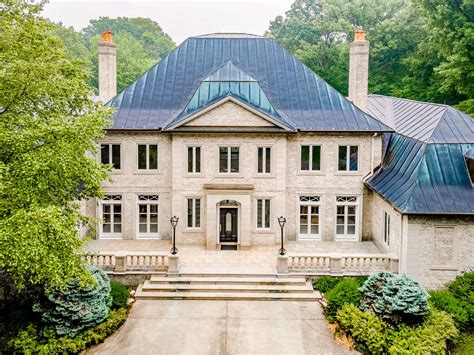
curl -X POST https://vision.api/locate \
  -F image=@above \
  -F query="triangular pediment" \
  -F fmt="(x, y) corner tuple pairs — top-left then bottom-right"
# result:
(183, 98), (276, 128)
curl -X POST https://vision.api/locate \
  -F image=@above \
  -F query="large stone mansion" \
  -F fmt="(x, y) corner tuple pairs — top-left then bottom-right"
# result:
(86, 30), (474, 289)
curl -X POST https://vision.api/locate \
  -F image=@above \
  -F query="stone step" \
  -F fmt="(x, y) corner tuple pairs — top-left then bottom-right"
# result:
(134, 289), (321, 301)
(149, 276), (307, 285)
(176, 267), (277, 278)
(142, 281), (314, 293)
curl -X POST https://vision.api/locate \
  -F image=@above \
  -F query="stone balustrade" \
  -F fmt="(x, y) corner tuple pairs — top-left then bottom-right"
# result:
(83, 251), (170, 274)
(278, 253), (399, 276)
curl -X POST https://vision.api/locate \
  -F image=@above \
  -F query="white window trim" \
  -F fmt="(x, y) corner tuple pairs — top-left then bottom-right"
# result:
(187, 197), (202, 229)
(136, 195), (160, 239)
(100, 143), (122, 172)
(255, 198), (272, 230)
(187, 146), (201, 174)
(99, 195), (123, 239)
(257, 146), (272, 174)
(218, 146), (240, 174)
(383, 211), (390, 246)
(337, 145), (359, 172)
(335, 195), (360, 241)
(298, 195), (322, 241)
(137, 143), (159, 171)
(300, 144), (322, 172)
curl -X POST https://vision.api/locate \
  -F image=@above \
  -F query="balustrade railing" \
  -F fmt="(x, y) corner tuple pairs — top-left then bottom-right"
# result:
(84, 251), (169, 273)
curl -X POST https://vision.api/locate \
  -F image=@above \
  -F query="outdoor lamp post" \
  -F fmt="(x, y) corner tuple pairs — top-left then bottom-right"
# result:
(170, 216), (179, 255)
(277, 216), (286, 256)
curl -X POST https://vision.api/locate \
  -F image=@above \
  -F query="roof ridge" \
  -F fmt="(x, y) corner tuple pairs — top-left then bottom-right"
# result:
(368, 94), (450, 109)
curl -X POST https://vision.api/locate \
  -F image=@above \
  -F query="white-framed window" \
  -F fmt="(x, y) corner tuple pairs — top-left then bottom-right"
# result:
(383, 211), (390, 246)
(187, 198), (201, 228)
(301, 145), (321, 171)
(219, 146), (239, 173)
(298, 196), (321, 240)
(138, 144), (158, 170)
(257, 147), (271, 174)
(101, 144), (121, 169)
(256, 199), (271, 229)
(100, 195), (122, 238)
(338, 145), (358, 171)
(335, 196), (359, 241)
(187, 146), (201, 173)
(137, 195), (159, 238)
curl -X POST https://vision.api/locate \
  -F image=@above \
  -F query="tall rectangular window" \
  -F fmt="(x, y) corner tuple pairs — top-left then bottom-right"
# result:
(101, 144), (121, 169)
(137, 195), (159, 237)
(301, 145), (321, 171)
(187, 198), (201, 228)
(383, 212), (390, 246)
(257, 147), (271, 174)
(138, 144), (158, 170)
(299, 196), (321, 239)
(219, 147), (239, 173)
(335, 196), (359, 240)
(187, 146), (201, 173)
(256, 199), (271, 229)
(338, 145), (358, 171)
(100, 195), (122, 238)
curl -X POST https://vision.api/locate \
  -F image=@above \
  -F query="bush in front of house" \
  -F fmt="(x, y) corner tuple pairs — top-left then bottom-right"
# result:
(387, 307), (458, 354)
(8, 308), (127, 354)
(324, 278), (361, 322)
(33, 265), (112, 337)
(359, 271), (429, 324)
(448, 272), (474, 300)
(336, 303), (388, 354)
(429, 290), (470, 331)
(313, 276), (342, 294)
(110, 281), (130, 310)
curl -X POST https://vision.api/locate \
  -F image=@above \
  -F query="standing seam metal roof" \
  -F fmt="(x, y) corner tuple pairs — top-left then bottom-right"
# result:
(107, 35), (392, 132)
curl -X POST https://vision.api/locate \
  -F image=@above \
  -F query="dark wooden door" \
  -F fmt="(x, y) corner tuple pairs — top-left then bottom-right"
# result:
(219, 208), (238, 243)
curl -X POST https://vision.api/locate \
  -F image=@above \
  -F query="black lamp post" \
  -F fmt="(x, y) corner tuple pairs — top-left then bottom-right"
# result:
(278, 216), (286, 256)
(170, 216), (179, 255)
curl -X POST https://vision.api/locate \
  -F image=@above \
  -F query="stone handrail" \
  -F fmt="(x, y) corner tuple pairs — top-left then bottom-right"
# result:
(83, 251), (170, 274)
(278, 253), (399, 275)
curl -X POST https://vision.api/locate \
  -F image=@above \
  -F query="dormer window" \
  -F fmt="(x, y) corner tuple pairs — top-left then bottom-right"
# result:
(464, 149), (474, 187)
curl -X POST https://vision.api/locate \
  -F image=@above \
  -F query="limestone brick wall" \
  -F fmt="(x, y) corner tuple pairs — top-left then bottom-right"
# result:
(406, 215), (474, 290)
(88, 131), (172, 241)
(370, 193), (402, 254)
(285, 133), (382, 242)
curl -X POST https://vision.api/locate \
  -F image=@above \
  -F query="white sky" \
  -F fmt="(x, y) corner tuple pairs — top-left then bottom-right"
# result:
(41, 0), (294, 44)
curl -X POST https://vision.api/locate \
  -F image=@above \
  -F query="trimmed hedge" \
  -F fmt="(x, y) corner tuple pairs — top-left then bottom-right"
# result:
(324, 278), (361, 323)
(8, 308), (127, 354)
(337, 303), (387, 354)
(110, 281), (129, 310)
(429, 290), (470, 331)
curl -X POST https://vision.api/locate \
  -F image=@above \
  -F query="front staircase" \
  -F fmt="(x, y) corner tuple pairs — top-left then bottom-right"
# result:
(135, 271), (321, 301)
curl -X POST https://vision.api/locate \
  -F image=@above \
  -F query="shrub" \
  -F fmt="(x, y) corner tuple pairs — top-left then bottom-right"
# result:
(313, 276), (341, 293)
(34, 265), (112, 337)
(360, 271), (429, 324)
(110, 281), (129, 310)
(429, 290), (470, 331)
(324, 278), (361, 322)
(336, 303), (388, 354)
(8, 308), (127, 354)
(388, 308), (458, 354)
(448, 272), (474, 300)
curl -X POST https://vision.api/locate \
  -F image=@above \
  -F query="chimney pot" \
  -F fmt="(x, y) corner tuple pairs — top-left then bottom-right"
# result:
(354, 29), (366, 42)
(101, 30), (113, 43)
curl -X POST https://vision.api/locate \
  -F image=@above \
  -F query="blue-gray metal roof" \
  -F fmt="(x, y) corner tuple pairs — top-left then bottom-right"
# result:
(367, 95), (474, 214)
(107, 34), (391, 132)
(464, 148), (474, 160)
(367, 95), (474, 143)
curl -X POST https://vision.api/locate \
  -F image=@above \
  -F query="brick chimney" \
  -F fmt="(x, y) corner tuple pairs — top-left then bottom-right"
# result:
(98, 30), (117, 103)
(348, 29), (369, 112)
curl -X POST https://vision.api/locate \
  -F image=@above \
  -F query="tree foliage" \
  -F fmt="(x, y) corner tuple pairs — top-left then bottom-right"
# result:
(33, 265), (111, 337)
(0, 0), (111, 289)
(267, 0), (473, 112)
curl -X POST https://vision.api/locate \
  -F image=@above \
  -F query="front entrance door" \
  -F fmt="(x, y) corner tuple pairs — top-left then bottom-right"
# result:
(219, 208), (238, 243)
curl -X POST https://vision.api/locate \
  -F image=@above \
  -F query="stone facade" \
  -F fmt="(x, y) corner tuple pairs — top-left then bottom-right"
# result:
(88, 101), (383, 250)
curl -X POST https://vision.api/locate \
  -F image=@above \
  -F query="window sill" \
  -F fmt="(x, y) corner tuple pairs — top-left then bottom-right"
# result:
(185, 173), (204, 178)
(296, 171), (325, 176)
(254, 229), (275, 234)
(184, 228), (203, 233)
(297, 236), (322, 241)
(215, 174), (244, 178)
(99, 236), (123, 240)
(136, 236), (161, 240)
(133, 170), (163, 175)
(430, 265), (458, 271)
(334, 171), (361, 176)
(253, 174), (275, 179)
